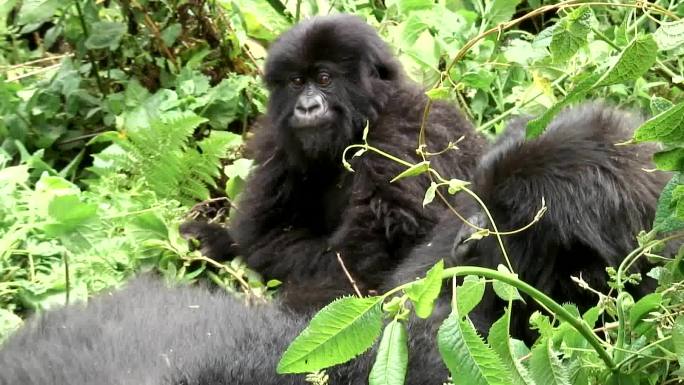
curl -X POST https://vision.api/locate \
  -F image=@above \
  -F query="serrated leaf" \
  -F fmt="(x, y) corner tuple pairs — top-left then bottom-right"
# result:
(595, 35), (658, 87)
(456, 275), (486, 316)
(391, 161), (430, 183)
(406, 260), (443, 318)
(654, 20), (684, 51)
(634, 101), (684, 145)
(529, 338), (570, 385)
(488, 310), (535, 385)
(422, 182), (438, 206)
(438, 309), (508, 385)
(550, 6), (591, 63)
(85, 21), (127, 50)
(277, 297), (383, 373)
(653, 148), (684, 171)
(369, 320), (408, 385)
(651, 174), (684, 234)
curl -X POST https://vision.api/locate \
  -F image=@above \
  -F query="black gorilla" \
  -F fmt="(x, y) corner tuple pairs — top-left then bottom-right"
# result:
(0, 104), (667, 385)
(386, 103), (669, 341)
(0, 277), (449, 385)
(180, 15), (486, 310)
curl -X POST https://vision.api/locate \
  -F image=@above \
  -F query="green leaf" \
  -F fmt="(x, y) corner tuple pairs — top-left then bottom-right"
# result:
(85, 21), (127, 50)
(634, 101), (684, 145)
(47, 194), (97, 224)
(438, 309), (508, 385)
(422, 182), (438, 206)
(650, 96), (674, 115)
(550, 6), (591, 63)
(447, 178), (469, 194)
(485, 0), (523, 25)
(456, 275), (486, 316)
(529, 338), (570, 385)
(488, 310), (534, 385)
(595, 35), (658, 88)
(492, 265), (523, 302)
(653, 148), (684, 171)
(425, 87), (450, 101)
(405, 260), (444, 318)
(654, 20), (684, 51)
(397, 0), (432, 13)
(17, 0), (62, 27)
(629, 293), (662, 329)
(277, 297), (383, 373)
(161, 23), (182, 46)
(672, 316), (684, 367)
(369, 320), (409, 385)
(391, 161), (430, 183)
(651, 174), (684, 234)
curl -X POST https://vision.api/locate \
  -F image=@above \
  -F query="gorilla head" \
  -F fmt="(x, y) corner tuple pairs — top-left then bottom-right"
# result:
(262, 15), (403, 163)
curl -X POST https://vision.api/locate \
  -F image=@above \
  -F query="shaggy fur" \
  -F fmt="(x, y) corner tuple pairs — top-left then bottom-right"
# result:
(0, 277), (450, 385)
(181, 15), (486, 310)
(386, 104), (669, 341)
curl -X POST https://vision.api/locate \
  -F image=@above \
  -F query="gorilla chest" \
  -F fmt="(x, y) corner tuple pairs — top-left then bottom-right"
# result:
(295, 172), (352, 234)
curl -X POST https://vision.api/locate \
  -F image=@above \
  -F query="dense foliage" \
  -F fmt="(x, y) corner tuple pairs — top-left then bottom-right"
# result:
(2, 0), (684, 384)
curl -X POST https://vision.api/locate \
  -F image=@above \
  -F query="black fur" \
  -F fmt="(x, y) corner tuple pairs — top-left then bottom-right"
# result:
(0, 277), (449, 385)
(386, 103), (669, 341)
(181, 15), (485, 310)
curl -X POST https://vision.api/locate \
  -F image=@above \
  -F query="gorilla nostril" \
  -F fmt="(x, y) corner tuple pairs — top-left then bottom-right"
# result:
(295, 95), (324, 118)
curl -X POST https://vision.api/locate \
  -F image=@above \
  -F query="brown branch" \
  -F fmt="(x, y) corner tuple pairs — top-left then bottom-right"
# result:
(336, 252), (363, 297)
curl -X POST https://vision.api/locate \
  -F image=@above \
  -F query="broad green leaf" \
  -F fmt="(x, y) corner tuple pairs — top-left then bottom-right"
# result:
(595, 35), (658, 88)
(485, 0), (523, 26)
(634, 101), (684, 145)
(422, 182), (438, 206)
(672, 316), (684, 367)
(397, 0), (432, 13)
(391, 161), (430, 183)
(438, 309), (508, 385)
(651, 174), (684, 234)
(400, 15), (429, 47)
(629, 293), (662, 329)
(161, 23), (182, 47)
(654, 20), (684, 51)
(47, 195), (97, 224)
(406, 260), (443, 318)
(85, 21), (127, 50)
(369, 320), (409, 385)
(456, 275), (486, 316)
(529, 338), (570, 385)
(277, 297), (383, 373)
(550, 6), (591, 63)
(488, 310), (534, 385)
(653, 148), (684, 171)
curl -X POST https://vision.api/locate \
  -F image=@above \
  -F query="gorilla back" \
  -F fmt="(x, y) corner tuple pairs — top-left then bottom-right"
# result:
(387, 104), (669, 341)
(182, 15), (486, 310)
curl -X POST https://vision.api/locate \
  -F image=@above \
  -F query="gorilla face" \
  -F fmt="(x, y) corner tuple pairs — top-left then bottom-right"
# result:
(263, 15), (402, 162)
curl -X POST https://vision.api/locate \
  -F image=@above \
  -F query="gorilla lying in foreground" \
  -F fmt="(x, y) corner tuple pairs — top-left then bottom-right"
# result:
(0, 104), (667, 384)
(181, 14), (486, 310)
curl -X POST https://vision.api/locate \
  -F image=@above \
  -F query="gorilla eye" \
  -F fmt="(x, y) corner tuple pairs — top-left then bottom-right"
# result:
(317, 72), (331, 86)
(290, 77), (305, 87)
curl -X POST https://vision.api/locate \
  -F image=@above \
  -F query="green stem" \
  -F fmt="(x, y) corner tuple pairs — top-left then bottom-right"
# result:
(383, 265), (616, 370)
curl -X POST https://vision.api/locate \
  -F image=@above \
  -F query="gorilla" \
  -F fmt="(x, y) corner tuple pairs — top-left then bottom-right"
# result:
(386, 103), (669, 342)
(0, 104), (667, 385)
(180, 14), (486, 310)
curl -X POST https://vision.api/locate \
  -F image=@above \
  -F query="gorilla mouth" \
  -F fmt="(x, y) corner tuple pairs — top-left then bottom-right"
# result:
(289, 109), (335, 129)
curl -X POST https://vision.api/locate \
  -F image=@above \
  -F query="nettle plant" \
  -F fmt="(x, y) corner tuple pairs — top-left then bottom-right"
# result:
(277, 3), (684, 385)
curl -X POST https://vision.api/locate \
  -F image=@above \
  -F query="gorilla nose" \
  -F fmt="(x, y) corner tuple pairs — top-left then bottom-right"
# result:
(295, 95), (324, 119)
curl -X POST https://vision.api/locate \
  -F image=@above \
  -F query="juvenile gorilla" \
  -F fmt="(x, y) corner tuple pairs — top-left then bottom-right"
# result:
(0, 104), (667, 385)
(387, 103), (669, 341)
(181, 15), (485, 310)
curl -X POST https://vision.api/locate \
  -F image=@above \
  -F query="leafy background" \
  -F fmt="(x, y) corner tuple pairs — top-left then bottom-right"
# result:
(1, 0), (684, 383)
